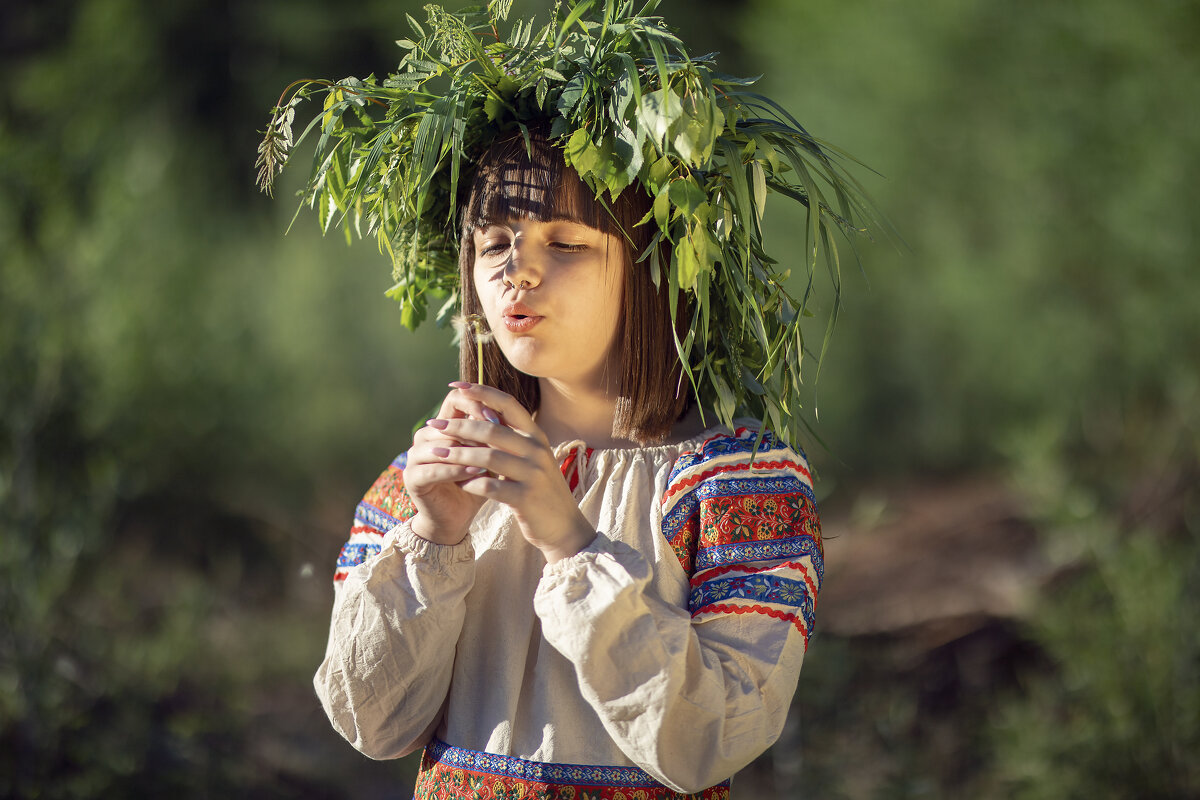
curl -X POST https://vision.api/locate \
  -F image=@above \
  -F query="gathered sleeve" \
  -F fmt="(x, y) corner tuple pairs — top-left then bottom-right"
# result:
(533, 428), (822, 792)
(314, 452), (476, 760)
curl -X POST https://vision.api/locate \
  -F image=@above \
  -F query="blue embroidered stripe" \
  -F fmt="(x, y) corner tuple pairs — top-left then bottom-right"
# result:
(694, 535), (824, 579)
(424, 739), (730, 789)
(393, 451), (408, 470)
(692, 473), (816, 503)
(666, 430), (789, 485)
(690, 574), (816, 631)
(337, 542), (382, 568)
(660, 475), (816, 543)
(355, 502), (399, 534)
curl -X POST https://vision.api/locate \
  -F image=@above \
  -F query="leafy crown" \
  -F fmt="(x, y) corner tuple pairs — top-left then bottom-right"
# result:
(256, 0), (883, 445)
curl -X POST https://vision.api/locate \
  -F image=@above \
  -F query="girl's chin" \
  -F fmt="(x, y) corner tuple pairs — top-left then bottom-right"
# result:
(496, 349), (581, 383)
(494, 342), (550, 376)
(494, 339), (616, 385)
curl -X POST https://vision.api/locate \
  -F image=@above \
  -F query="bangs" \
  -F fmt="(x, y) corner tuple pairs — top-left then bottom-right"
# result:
(461, 130), (613, 235)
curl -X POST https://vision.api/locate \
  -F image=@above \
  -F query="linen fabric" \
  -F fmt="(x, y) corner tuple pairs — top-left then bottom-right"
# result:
(315, 423), (823, 796)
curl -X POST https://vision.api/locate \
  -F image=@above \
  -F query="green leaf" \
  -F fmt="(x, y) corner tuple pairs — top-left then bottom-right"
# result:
(653, 185), (670, 229)
(564, 127), (600, 176)
(712, 372), (737, 423)
(556, 71), (586, 116)
(676, 235), (700, 290)
(648, 155), (672, 190)
(638, 88), (682, 148)
(612, 123), (643, 185)
(484, 93), (505, 121)
(741, 366), (766, 396)
(751, 159), (767, 226)
(406, 12), (426, 38)
(557, 0), (595, 48)
(612, 61), (636, 121)
(667, 176), (706, 217)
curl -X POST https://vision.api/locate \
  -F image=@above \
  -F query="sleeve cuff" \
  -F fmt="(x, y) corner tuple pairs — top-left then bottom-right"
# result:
(535, 532), (652, 610)
(387, 519), (475, 568)
(541, 530), (620, 578)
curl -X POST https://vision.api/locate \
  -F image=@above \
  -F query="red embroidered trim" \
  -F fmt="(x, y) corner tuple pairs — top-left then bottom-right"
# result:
(693, 602), (810, 643)
(692, 559), (813, 587)
(350, 524), (385, 537)
(664, 459), (812, 501)
(690, 426), (752, 452)
(558, 446), (593, 494)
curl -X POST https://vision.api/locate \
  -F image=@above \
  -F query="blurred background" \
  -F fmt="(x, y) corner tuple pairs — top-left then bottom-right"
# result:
(2, 0), (1197, 797)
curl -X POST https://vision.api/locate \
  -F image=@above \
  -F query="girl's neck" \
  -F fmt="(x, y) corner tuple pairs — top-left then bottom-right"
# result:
(534, 379), (709, 451)
(535, 377), (626, 450)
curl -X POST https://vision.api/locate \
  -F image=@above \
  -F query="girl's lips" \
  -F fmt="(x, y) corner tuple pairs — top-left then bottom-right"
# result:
(502, 314), (543, 332)
(501, 302), (542, 333)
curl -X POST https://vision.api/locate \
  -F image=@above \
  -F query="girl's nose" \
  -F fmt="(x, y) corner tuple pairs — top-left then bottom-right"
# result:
(503, 240), (543, 290)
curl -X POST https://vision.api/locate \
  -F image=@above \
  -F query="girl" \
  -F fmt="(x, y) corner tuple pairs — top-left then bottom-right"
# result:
(315, 129), (824, 798)
(257, 4), (877, 796)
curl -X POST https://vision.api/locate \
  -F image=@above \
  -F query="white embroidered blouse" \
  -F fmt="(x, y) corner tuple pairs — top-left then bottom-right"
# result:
(315, 424), (823, 795)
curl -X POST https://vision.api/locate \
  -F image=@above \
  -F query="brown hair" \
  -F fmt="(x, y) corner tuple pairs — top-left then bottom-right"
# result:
(458, 128), (692, 444)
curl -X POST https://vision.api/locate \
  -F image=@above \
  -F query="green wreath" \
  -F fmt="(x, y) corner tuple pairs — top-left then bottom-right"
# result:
(256, 0), (883, 445)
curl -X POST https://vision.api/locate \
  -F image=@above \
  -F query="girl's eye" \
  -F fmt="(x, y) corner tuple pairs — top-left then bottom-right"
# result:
(552, 242), (587, 253)
(479, 242), (510, 257)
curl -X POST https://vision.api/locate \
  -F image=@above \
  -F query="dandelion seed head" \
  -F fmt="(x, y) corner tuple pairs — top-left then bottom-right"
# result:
(452, 313), (494, 344)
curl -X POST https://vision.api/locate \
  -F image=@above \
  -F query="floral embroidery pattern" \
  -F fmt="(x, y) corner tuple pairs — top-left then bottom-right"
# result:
(693, 536), (823, 576)
(656, 427), (823, 643)
(690, 573), (816, 633)
(661, 474), (821, 575)
(414, 740), (730, 800)
(699, 487), (819, 548)
(333, 451), (417, 581)
(360, 452), (417, 524)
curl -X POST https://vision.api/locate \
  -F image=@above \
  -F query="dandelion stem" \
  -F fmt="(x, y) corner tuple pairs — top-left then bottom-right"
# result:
(474, 317), (485, 384)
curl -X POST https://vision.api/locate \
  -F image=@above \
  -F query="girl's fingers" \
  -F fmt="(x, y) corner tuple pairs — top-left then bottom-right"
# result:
(456, 474), (529, 505)
(402, 461), (487, 487)
(437, 387), (510, 429)
(447, 382), (546, 445)
(411, 425), (479, 454)
(425, 417), (542, 458)
(425, 442), (531, 480)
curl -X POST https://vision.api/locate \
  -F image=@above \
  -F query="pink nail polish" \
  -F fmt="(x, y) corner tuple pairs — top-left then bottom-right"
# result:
(432, 446), (450, 458)
(448, 381), (471, 389)
(426, 418), (448, 429)
(464, 466), (486, 475)
(482, 407), (500, 424)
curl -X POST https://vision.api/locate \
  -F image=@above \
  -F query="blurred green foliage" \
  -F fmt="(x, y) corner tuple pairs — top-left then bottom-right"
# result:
(989, 529), (1200, 799)
(741, 0), (1200, 797)
(747, 0), (1200, 477)
(2, 0), (1198, 797)
(2, 0), (450, 795)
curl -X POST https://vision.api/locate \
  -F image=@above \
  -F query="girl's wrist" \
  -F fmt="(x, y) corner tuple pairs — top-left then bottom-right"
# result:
(539, 524), (597, 565)
(410, 513), (470, 547)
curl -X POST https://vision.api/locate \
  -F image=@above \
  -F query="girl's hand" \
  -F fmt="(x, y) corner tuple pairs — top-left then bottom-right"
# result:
(403, 386), (502, 545)
(422, 382), (597, 563)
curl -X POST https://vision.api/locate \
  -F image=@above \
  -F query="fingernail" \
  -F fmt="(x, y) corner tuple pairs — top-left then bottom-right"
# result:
(464, 466), (486, 475)
(432, 446), (450, 458)
(448, 381), (471, 389)
(482, 407), (500, 424)
(426, 418), (448, 429)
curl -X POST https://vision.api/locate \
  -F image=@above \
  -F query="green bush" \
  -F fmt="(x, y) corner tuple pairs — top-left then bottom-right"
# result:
(989, 529), (1200, 799)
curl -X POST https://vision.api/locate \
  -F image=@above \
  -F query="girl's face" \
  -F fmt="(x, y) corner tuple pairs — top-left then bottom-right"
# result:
(472, 218), (624, 389)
